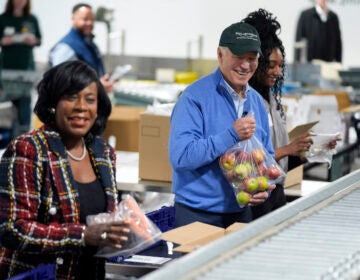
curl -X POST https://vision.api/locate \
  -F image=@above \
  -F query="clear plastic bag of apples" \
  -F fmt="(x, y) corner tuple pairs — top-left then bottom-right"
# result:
(219, 136), (285, 207)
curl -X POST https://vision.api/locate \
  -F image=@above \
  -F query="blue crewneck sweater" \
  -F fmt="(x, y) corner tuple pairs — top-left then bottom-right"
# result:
(169, 68), (274, 213)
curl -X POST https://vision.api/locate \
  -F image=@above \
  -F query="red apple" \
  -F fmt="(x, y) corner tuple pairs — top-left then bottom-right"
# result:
(236, 150), (250, 162)
(267, 165), (281, 180)
(256, 163), (267, 176)
(257, 176), (269, 191)
(251, 149), (266, 164)
(224, 170), (236, 181)
(236, 191), (252, 206)
(220, 152), (236, 170)
(234, 163), (250, 179)
(244, 177), (259, 192)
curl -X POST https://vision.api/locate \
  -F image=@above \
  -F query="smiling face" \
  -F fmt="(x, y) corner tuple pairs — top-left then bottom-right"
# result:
(72, 6), (94, 36)
(218, 47), (259, 94)
(263, 48), (284, 88)
(55, 82), (98, 140)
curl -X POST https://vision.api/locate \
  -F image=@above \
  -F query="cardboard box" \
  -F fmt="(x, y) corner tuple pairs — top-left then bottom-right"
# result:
(102, 106), (146, 152)
(139, 113), (172, 182)
(341, 104), (360, 114)
(288, 121), (319, 142)
(313, 90), (350, 112)
(162, 221), (247, 253)
(284, 164), (303, 189)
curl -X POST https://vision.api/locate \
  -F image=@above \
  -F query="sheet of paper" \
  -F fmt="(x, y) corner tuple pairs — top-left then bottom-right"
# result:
(109, 65), (132, 82)
(123, 255), (172, 265)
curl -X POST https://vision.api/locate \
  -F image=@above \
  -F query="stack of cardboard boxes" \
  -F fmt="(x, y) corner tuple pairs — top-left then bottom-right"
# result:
(102, 105), (172, 182)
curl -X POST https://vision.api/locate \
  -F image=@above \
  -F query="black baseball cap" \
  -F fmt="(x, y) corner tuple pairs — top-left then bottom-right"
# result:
(219, 22), (262, 56)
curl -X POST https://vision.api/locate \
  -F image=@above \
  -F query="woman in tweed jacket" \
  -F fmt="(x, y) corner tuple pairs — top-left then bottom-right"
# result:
(0, 61), (130, 279)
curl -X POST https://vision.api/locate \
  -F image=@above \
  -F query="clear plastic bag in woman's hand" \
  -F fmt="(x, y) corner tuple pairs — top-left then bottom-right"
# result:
(219, 136), (285, 207)
(86, 195), (162, 258)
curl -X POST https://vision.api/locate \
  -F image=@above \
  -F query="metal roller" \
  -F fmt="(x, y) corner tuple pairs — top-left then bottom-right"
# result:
(142, 169), (360, 280)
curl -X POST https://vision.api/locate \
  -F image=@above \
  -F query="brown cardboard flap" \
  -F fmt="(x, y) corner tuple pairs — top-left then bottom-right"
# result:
(173, 244), (198, 253)
(162, 221), (247, 253)
(173, 230), (224, 253)
(284, 165), (303, 189)
(341, 104), (360, 113)
(225, 222), (247, 234)
(162, 221), (223, 245)
(288, 121), (319, 141)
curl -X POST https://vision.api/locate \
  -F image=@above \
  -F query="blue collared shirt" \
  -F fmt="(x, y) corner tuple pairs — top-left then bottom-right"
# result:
(220, 77), (249, 118)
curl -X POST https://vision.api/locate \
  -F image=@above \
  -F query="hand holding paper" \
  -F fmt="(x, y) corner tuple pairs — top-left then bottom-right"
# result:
(306, 132), (342, 166)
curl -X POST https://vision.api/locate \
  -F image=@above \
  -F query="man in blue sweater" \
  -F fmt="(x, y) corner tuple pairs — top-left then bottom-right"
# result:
(169, 22), (275, 228)
(49, 3), (113, 93)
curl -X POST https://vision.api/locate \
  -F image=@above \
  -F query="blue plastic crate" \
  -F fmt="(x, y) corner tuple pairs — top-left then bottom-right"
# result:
(9, 264), (56, 280)
(146, 206), (175, 232)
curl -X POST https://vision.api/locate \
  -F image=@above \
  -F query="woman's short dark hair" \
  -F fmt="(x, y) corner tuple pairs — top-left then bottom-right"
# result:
(34, 60), (112, 136)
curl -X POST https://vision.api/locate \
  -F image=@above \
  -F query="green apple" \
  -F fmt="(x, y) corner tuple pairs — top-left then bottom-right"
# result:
(244, 177), (259, 192)
(236, 191), (252, 206)
(234, 163), (250, 179)
(244, 162), (253, 174)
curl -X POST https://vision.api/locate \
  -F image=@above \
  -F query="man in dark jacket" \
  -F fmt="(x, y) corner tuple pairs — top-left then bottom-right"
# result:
(295, 0), (342, 63)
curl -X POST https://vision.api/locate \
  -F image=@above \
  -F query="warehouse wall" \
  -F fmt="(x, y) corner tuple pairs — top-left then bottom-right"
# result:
(0, 0), (359, 68)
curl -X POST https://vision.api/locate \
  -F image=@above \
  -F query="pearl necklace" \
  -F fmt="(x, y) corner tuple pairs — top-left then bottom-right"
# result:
(66, 138), (87, 161)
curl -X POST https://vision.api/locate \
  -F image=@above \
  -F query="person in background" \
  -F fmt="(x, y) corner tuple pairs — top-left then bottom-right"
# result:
(295, 0), (342, 63)
(244, 9), (314, 218)
(169, 22), (275, 228)
(0, 61), (130, 280)
(244, 9), (339, 219)
(0, 0), (41, 136)
(49, 3), (114, 93)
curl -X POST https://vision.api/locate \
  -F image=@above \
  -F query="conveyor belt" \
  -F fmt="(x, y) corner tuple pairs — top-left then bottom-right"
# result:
(0, 70), (43, 102)
(2, 70), (42, 81)
(114, 80), (184, 106)
(142, 169), (360, 280)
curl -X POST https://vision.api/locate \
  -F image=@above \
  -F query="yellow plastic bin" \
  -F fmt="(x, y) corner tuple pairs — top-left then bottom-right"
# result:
(174, 72), (199, 84)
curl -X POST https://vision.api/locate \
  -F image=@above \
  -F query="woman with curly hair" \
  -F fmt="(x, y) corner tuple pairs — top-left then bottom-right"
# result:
(243, 9), (314, 218)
